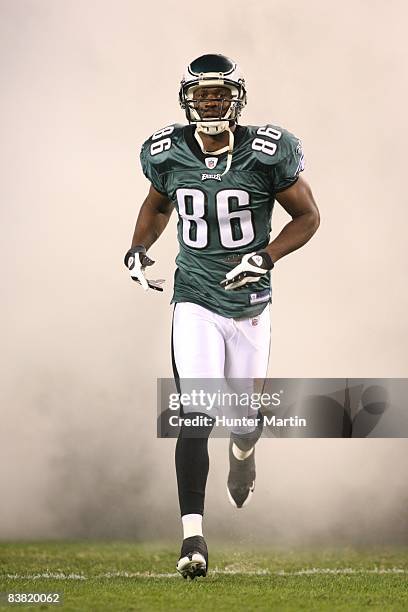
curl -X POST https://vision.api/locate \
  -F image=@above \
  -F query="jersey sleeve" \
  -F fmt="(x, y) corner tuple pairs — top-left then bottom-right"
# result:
(140, 141), (167, 195)
(272, 134), (305, 193)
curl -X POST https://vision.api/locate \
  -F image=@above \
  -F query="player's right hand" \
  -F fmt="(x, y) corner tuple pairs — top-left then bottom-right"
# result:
(124, 245), (164, 291)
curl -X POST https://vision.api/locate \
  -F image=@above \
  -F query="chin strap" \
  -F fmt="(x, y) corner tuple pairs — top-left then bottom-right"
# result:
(194, 127), (234, 176)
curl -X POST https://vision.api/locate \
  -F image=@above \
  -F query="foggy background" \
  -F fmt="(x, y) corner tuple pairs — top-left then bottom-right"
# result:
(1, 0), (407, 545)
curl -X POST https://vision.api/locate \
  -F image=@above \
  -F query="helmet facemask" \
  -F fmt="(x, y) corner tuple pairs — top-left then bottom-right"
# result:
(180, 76), (247, 136)
(179, 55), (247, 175)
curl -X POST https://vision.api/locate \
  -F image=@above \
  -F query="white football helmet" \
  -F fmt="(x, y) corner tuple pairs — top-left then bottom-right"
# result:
(179, 54), (247, 136)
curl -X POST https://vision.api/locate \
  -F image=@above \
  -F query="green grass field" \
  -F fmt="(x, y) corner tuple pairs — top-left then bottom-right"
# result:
(0, 542), (407, 611)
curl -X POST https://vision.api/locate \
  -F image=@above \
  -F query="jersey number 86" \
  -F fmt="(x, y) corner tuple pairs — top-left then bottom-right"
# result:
(177, 188), (254, 249)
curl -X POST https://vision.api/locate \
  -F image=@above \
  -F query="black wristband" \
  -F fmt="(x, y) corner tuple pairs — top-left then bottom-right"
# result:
(124, 245), (146, 267)
(256, 251), (274, 270)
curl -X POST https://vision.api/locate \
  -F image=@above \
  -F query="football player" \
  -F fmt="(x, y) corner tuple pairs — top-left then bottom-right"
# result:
(125, 54), (320, 579)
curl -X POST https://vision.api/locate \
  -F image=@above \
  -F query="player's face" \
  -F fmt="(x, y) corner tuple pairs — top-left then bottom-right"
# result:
(192, 86), (232, 120)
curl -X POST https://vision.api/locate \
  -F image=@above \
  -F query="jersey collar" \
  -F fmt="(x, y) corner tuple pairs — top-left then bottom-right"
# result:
(183, 124), (247, 165)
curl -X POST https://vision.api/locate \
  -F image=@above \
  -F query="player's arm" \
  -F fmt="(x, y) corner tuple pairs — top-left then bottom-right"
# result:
(264, 175), (320, 263)
(130, 183), (174, 250)
(125, 184), (174, 291)
(221, 175), (319, 290)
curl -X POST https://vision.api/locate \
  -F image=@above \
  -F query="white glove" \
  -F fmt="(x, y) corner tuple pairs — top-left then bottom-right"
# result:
(220, 251), (274, 291)
(124, 246), (165, 292)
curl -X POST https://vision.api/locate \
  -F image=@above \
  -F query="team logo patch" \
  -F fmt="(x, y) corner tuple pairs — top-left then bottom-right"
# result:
(251, 316), (260, 326)
(205, 157), (218, 169)
(201, 173), (222, 181)
(296, 140), (305, 172)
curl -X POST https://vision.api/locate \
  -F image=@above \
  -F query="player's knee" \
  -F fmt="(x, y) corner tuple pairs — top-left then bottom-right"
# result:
(178, 412), (215, 439)
(231, 411), (263, 450)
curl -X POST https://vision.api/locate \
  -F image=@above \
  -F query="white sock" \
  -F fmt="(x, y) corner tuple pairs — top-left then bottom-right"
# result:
(182, 513), (203, 539)
(232, 443), (254, 461)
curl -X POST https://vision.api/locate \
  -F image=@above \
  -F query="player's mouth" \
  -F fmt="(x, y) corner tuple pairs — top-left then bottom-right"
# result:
(200, 110), (224, 119)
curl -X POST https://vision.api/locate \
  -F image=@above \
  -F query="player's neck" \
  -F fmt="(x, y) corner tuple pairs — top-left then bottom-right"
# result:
(195, 124), (237, 153)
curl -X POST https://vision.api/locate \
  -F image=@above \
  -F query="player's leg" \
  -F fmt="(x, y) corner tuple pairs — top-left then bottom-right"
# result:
(175, 416), (212, 579)
(225, 307), (271, 380)
(172, 302), (225, 578)
(224, 307), (271, 508)
(172, 302), (226, 377)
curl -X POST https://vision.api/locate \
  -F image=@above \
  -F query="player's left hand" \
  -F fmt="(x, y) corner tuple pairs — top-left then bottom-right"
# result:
(220, 251), (274, 291)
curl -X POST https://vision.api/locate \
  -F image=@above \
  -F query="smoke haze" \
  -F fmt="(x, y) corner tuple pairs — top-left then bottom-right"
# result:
(0, 0), (407, 544)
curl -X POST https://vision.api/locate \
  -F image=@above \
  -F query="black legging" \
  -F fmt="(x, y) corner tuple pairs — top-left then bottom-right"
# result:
(175, 410), (263, 516)
(175, 413), (214, 516)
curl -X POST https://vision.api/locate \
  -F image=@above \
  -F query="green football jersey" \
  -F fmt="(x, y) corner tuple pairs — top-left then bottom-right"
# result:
(140, 123), (304, 318)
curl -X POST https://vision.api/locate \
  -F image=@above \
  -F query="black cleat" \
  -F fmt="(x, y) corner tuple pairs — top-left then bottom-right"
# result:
(176, 535), (208, 579)
(227, 439), (255, 508)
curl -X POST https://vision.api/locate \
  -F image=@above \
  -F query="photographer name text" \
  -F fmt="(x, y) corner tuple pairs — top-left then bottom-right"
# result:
(168, 415), (307, 428)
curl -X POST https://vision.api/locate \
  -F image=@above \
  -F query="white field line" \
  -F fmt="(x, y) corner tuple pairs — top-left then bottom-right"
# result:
(3, 568), (407, 580)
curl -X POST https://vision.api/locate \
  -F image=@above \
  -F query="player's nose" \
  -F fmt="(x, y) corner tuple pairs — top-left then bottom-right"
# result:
(203, 97), (220, 109)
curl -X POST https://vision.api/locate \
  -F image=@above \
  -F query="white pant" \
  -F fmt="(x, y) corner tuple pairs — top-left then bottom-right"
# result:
(172, 303), (271, 433)
(172, 302), (271, 379)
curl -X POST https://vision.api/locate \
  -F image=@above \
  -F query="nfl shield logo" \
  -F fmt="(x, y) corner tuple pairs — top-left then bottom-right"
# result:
(205, 157), (218, 169)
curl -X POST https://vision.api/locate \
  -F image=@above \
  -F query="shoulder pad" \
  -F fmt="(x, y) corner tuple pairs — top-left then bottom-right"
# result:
(140, 123), (185, 194)
(141, 123), (185, 163)
(246, 124), (301, 167)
